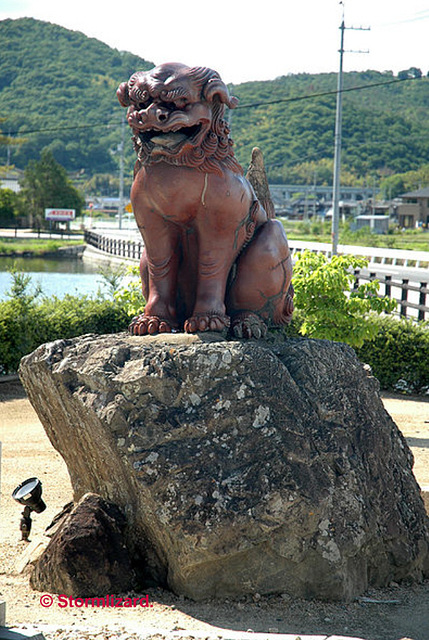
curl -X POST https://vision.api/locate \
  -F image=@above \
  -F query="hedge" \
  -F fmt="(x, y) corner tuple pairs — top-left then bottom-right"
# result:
(0, 294), (131, 375)
(355, 315), (429, 394)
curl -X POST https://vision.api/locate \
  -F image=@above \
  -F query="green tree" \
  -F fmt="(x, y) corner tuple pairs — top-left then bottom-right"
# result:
(0, 187), (22, 224)
(380, 164), (429, 199)
(21, 149), (84, 225)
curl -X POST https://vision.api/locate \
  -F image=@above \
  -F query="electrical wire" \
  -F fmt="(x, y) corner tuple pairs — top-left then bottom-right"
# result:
(5, 121), (118, 137)
(3, 74), (424, 137)
(234, 74), (422, 110)
(265, 131), (427, 169)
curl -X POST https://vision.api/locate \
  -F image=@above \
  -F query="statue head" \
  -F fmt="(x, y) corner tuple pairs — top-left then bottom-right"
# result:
(117, 62), (241, 175)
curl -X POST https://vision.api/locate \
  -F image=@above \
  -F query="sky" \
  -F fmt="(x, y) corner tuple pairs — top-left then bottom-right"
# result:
(0, 0), (428, 84)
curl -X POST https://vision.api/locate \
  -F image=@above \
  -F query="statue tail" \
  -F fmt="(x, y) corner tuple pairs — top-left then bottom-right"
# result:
(246, 147), (275, 219)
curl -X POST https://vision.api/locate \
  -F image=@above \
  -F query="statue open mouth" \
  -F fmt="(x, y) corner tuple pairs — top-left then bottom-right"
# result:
(140, 123), (203, 150)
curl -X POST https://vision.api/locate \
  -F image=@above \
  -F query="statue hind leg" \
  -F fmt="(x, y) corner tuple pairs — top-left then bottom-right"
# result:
(226, 219), (294, 339)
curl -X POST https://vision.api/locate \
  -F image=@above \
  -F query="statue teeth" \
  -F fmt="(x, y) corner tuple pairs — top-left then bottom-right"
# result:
(151, 131), (188, 147)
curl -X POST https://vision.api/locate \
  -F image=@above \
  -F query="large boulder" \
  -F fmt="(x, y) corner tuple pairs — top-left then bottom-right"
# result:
(19, 332), (429, 601)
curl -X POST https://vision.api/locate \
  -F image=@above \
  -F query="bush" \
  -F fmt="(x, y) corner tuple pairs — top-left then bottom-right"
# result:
(277, 312), (429, 394)
(113, 264), (145, 316)
(1, 263), (427, 395)
(292, 250), (396, 347)
(0, 271), (131, 374)
(355, 316), (429, 394)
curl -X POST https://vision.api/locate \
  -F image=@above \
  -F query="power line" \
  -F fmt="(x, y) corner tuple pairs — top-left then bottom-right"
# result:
(234, 75), (422, 111)
(377, 10), (429, 27)
(5, 120), (120, 137)
(3, 74), (424, 138)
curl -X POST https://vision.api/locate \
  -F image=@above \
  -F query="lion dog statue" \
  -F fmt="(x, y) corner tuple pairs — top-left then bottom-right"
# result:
(117, 63), (293, 338)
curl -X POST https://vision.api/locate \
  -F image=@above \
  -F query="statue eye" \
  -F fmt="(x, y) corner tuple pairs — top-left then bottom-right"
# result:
(159, 89), (189, 110)
(130, 87), (149, 108)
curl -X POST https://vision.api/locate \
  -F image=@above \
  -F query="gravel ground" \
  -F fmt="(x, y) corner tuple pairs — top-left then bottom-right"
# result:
(1, 379), (428, 640)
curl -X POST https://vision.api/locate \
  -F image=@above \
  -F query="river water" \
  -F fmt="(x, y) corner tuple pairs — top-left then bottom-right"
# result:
(0, 256), (107, 301)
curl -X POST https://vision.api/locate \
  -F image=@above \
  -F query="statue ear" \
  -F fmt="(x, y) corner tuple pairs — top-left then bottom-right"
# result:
(186, 66), (238, 109)
(204, 77), (239, 109)
(117, 82), (131, 107)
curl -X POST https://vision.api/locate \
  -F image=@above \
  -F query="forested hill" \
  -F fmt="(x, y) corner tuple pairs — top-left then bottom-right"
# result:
(232, 70), (429, 184)
(1, 17), (429, 185)
(0, 18), (154, 174)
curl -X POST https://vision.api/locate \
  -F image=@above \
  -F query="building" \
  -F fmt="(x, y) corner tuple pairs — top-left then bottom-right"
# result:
(0, 168), (23, 193)
(354, 215), (390, 234)
(396, 187), (429, 228)
(269, 184), (377, 218)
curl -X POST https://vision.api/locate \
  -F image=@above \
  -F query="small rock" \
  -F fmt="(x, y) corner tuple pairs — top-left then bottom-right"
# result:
(30, 493), (135, 597)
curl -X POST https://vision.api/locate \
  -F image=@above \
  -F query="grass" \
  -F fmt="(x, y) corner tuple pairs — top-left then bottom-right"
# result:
(282, 220), (429, 252)
(0, 237), (84, 256)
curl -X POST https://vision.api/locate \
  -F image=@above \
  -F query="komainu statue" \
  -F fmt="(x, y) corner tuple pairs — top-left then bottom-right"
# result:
(117, 63), (293, 338)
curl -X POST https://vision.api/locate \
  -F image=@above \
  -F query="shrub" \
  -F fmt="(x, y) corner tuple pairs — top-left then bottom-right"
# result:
(355, 316), (429, 394)
(113, 265), (145, 317)
(0, 271), (131, 374)
(1, 262), (427, 395)
(292, 250), (396, 347)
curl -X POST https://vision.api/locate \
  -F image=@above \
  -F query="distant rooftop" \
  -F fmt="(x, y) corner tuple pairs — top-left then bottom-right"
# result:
(400, 187), (429, 198)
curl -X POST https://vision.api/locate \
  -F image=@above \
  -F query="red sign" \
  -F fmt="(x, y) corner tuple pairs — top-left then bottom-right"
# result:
(45, 208), (75, 221)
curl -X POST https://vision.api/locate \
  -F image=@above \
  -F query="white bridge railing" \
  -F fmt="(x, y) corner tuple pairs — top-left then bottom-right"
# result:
(84, 231), (429, 321)
(288, 240), (429, 270)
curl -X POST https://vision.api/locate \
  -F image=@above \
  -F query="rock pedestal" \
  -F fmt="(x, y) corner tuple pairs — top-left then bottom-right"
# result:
(19, 332), (429, 601)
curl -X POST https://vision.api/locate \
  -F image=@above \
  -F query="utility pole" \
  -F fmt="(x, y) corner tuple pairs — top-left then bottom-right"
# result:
(331, 9), (369, 255)
(6, 131), (11, 167)
(331, 19), (345, 255)
(118, 113), (125, 230)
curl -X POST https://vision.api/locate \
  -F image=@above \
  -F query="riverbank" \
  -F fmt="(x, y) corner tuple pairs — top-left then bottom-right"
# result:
(0, 234), (85, 258)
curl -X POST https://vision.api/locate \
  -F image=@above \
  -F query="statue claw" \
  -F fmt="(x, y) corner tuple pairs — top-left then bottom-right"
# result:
(184, 312), (230, 334)
(231, 312), (268, 340)
(129, 315), (174, 335)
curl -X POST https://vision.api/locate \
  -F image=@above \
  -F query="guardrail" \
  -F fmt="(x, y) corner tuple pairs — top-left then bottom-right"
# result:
(84, 230), (143, 261)
(84, 230), (429, 321)
(287, 240), (429, 269)
(353, 270), (429, 322)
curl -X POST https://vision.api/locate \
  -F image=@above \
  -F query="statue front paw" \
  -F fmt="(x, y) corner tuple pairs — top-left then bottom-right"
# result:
(230, 312), (268, 339)
(129, 314), (175, 335)
(184, 312), (230, 333)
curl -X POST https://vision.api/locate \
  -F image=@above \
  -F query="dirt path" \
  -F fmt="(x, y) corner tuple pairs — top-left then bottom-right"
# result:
(0, 379), (428, 640)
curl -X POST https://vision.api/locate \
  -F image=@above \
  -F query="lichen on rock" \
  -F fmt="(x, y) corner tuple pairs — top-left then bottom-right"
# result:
(19, 332), (429, 601)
